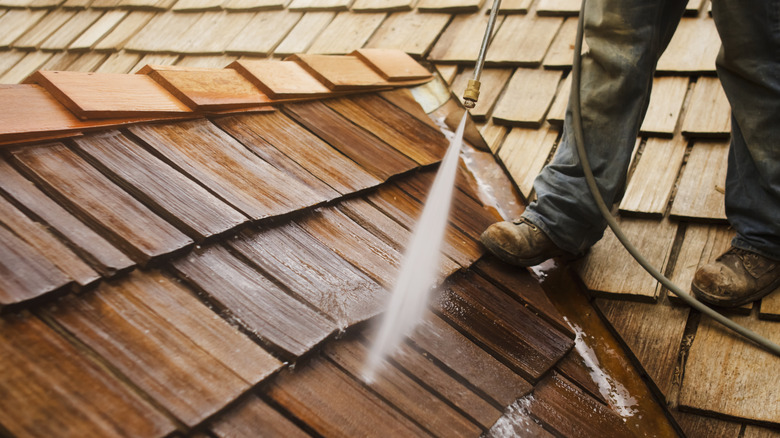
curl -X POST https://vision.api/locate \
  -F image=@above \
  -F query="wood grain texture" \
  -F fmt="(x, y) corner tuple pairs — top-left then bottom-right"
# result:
(283, 100), (418, 180)
(596, 299), (688, 398)
(433, 270), (574, 381)
(681, 76), (731, 138)
(526, 372), (634, 438)
(639, 76), (689, 137)
(73, 130), (248, 241)
(28, 70), (191, 118)
(12, 143), (192, 265)
(324, 94), (448, 165)
(0, 224), (70, 308)
(417, 0), (482, 11)
(673, 411), (742, 438)
(295, 206), (402, 287)
(0, 52), (53, 85)
(221, 0), (286, 9)
(0, 311), (175, 437)
(213, 111), (381, 194)
(128, 119), (327, 220)
(228, 59), (331, 98)
(492, 68), (562, 127)
(450, 67), (512, 121)
(94, 11), (155, 50)
(486, 14), (563, 66)
(554, 348), (608, 405)
(429, 13), (504, 63)
(480, 120), (509, 153)
(289, 53), (387, 90)
(670, 140), (728, 221)
(267, 357), (429, 437)
(69, 10), (129, 51)
(172, 244), (336, 358)
(306, 11), (386, 55)
(353, 48), (432, 81)
(362, 327), (503, 428)
(379, 88), (440, 130)
(361, 187), (483, 268)
(575, 217), (677, 301)
(546, 72), (571, 127)
(475, 257), (573, 336)
(13, 10), (76, 50)
(95, 52), (142, 74)
(410, 311), (534, 407)
(680, 314), (780, 425)
(619, 135), (687, 216)
(141, 66), (272, 110)
(657, 17), (719, 73)
(485, 398), (555, 438)
(0, 194), (98, 288)
(743, 426), (780, 438)
(0, 10), (48, 48)
(0, 158), (133, 277)
(40, 10), (102, 50)
(497, 126), (558, 198)
(365, 10), (451, 58)
(273, 11), (335, 56)
(225, 10), (302, 55)
(45, 270), (281, 426)
(211, 395), (311, 438)
(228, 223), (388, 328)
(123, 11), (203, 52)
(323, 336), (483, 437)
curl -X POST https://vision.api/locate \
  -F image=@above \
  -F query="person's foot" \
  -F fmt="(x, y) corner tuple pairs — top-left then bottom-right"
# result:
(480, 218), (572, 266)
(691, 247), (780, 307)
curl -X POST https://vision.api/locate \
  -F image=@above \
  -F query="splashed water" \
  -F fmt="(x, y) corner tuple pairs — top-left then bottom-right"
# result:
(363, 113), (468, 383)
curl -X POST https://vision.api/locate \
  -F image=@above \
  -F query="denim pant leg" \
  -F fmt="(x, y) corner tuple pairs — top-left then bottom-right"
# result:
(522, 0), (688, 255)
(711, 0), (780, 260)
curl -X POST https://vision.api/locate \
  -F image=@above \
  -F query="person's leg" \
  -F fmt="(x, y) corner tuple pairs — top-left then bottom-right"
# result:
(482, 0), (687, 265)
(692, 0), (780, 306)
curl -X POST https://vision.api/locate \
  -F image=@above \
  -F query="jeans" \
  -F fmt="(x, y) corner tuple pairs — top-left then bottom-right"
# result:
(522, 0), (780, 260)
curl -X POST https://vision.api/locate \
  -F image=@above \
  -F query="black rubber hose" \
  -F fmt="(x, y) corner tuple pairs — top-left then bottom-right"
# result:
(570, 0), (780, 356)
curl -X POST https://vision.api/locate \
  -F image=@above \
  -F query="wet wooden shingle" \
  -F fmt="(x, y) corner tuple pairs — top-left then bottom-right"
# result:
(12, 143), (193, 265)
(129, 119), (327, 220)
(43, 270), (282, 427)
(73, 130), (248, 241)
(0, 312), (176, 437)
(211, 396), (311, 438)
(172, 244), (336, 358)
(283, 100), (418, 180)
(228, 223), (388, 328)
(324, 94), (448, 165)
(213, 111), (381, 194)
(323, 336), (484, 437)
(267, 357), (430, 436)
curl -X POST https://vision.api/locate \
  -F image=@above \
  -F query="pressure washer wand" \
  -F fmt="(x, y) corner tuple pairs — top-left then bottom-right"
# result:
(463, 0), (503, 108)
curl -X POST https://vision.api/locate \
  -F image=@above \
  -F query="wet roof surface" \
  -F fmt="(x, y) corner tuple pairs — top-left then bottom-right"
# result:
(0, 0), (778, 435)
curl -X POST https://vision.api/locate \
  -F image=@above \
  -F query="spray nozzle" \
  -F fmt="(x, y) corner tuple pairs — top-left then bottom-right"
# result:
(463, 79), (481, 109)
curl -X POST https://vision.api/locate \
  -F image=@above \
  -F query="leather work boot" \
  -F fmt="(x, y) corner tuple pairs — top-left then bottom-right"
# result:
(691, 247), (780, 307)
(480, 218), (570, 267)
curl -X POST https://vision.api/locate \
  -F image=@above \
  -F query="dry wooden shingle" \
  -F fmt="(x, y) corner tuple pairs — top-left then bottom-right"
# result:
(670, 140), (728, 221)
(657, 17), (719, 73)
(619, 135), (688, 216)
(288, 0), (349, 10)
(69, 10), (128, 50)
(13, 10), (76, 50)
(575, 217), (677, 301)
(492, 67), (563, 127)
(306, 11), (385, 54)
(429, 13), (504, 63)
(536, 0), (580, 15)
(417, 0), (483, 12)
(543, 17), (586, 68)
(225, 10), (301, 55)
(124, 11), (204, 52)
(229, 59), (330, 98)
(93, 11), (154, 51)
(0, 9), (48, 48)
(273, 11), (334, 56)
(640, 76), (689, 137)
(0, 52), (52, 84)
(498, 126), (558, 198)
(486, 14), (563, 66)
(681, 76), (731, 138)
(365, 10), (450, 58)
(351, 0), (412, 12)
(40, 9), (103, 50)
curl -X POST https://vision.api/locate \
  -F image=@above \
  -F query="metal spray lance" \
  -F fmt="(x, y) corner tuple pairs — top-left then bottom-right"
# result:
(462, 0), (503, 109)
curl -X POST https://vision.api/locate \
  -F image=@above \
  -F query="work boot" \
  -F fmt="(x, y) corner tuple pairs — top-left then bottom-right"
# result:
(691, 247), (780, 307)
(480, 218), (570, 267)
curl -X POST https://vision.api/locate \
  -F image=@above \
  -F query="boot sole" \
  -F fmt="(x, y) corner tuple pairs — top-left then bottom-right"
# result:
(691, 275), (780, 308)
(481, 238), (582, 267)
